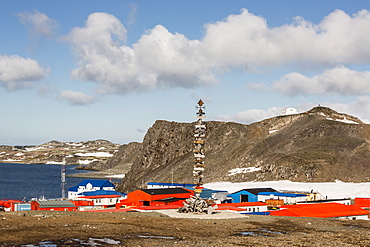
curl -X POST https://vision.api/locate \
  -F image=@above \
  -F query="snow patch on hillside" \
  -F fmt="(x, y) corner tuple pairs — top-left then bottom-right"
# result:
(269, 129), (279, 134)
(106, 174), (126, 178)
(327, 117), (359, 124)
(75, 152), (114, 157)
(228, 167), (262, 176)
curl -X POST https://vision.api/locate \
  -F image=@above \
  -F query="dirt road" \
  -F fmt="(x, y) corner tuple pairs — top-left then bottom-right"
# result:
(1, 210), (370, 246)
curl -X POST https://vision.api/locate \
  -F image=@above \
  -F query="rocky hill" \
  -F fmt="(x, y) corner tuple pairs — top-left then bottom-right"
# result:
(117, 107), (370, 192)
(0, 139), (121, 169)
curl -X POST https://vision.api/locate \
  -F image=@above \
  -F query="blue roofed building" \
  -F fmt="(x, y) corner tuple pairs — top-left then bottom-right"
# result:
(228, 188), (277, 203)
(68, 179), (115, 200)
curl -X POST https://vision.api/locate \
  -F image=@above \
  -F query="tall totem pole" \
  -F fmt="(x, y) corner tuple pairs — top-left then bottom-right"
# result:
(193, 99), (206, 196)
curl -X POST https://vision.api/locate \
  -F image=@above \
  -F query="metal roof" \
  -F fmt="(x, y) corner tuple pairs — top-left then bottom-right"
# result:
(229, 188), (277, 195)
(77, 179), (114, 187)
(78, 190), (126, 196)
(37, 200), (76, 208)
(140, 188), (193, 195)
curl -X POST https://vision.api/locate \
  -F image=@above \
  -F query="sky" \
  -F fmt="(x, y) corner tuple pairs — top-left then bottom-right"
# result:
(2, 1), (370, 145)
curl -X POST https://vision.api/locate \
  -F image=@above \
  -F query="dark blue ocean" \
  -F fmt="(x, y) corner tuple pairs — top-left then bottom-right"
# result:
(0, 163), (115, 200)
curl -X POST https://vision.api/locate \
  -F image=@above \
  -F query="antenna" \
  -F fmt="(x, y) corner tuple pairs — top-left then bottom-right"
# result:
(193, 99), (206, 197)
(61, 156), (66, 199)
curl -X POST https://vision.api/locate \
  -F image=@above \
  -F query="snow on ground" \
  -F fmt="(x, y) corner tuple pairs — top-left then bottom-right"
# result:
(78, 159), (98, 165)
(46, 161), (64, 165)
(228, 167), (262, 176)
(3, 159), (23, 162)
(106, 174), (126, 178)
(75, 152), (114, 157)
(269, 129), (279, 134)
(25, 146), (43, 152)
(204, 180), (370, 199)
(327, 117), (359, 124)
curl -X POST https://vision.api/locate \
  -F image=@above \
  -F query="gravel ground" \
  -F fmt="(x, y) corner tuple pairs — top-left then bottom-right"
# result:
(1, 210), (370, 246)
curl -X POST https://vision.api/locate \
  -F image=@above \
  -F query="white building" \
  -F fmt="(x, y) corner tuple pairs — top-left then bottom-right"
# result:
(68, 179), (115, 200)
(282, 107), (297, 115)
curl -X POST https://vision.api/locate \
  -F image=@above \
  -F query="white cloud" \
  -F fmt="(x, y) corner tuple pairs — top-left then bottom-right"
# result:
(58, 90), (97, 105)
(273, 66), (370, 96)
(216, 107), (281, 124)
(66, 9), (370, 95)
(202, 9), (370, 68)
(17, 10), (58, 38)
(66, 13), (214, 94)
(0, 55), (47, 90)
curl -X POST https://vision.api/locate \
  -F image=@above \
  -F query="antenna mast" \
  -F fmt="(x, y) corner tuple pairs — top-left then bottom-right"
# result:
(193, 99), (206, 197)
(61, 156), (66, 199)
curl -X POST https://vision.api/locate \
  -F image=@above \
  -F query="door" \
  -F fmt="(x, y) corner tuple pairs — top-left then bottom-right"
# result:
(240, 194), (248, 202)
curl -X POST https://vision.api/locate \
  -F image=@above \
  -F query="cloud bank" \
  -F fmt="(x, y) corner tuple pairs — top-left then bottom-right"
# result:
(65, 8), (370, 95)
(273, 66), (370, 96)
(0, 55), (47, 90)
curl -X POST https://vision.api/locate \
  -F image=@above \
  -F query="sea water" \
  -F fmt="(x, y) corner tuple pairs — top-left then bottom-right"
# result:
(0, 163), (113, 200)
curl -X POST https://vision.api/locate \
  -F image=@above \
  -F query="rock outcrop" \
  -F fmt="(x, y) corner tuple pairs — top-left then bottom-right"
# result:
(0, 139), (121, 168)
(117, 107), (370, 192)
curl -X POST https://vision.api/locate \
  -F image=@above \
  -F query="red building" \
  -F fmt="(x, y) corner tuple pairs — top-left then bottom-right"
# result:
(0, 200), (22, 211)
(270, 202), (369, 220)
(355, 198), (370, 209)
(31, 200), (77, 211)
(117, 188), (194, 208)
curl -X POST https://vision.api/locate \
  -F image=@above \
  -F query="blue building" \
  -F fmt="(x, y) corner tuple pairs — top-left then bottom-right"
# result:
(228, 188), (277, 203)
(68, 179), (115, 199)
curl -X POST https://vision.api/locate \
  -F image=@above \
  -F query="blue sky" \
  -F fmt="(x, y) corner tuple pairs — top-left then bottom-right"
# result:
(2, 1), (370, 145)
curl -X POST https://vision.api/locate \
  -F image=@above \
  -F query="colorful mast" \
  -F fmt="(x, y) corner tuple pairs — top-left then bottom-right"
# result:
(193, 99), (206, 196)
(61, 156), (66, 199)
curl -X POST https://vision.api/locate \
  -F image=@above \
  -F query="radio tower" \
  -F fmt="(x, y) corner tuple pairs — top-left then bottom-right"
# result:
(61, 156), (66, 199)
(193, 99), (206, 196)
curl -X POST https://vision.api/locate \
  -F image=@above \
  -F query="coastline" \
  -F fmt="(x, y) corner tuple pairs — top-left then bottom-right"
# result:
(1, 161), (127, 179)
(67, 170), (125, 179)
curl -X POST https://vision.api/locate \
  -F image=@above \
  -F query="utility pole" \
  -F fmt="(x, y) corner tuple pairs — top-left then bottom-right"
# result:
(193, 99), (206, 197)
(61, 156), (66, 199)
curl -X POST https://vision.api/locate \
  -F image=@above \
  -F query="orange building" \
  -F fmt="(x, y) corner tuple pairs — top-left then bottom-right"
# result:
(117, 188), (194, 208)
(31, 200), (77, 211)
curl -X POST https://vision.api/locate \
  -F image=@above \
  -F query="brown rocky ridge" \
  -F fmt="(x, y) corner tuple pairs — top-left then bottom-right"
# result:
(116, 106), (370, 193)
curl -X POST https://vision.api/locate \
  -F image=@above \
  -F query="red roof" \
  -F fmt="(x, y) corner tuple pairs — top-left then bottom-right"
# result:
(355, 198), (370, 208)
(270, 203), (369, 218)
(0, 200), (22, 208)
